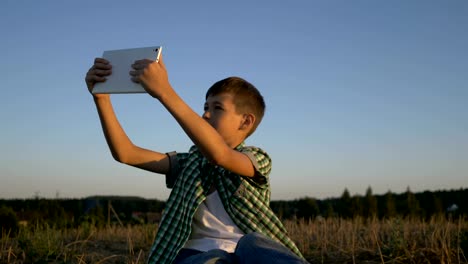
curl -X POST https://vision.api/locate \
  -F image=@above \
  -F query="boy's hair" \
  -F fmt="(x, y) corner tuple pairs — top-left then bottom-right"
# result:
(206, 76), (265, 137)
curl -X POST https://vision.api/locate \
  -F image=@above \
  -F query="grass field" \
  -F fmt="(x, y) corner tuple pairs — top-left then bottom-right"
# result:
(1, 216), (467, 263)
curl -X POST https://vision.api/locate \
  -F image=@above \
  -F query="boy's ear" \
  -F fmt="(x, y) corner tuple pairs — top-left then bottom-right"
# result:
(240, 113), (255, 131)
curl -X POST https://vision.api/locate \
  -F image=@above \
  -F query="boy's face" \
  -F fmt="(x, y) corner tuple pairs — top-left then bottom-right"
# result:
(203, 93), (247, 147)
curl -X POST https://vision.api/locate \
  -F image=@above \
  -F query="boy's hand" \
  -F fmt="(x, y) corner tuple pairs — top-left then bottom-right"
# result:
(85, 58), (112, 98)
(130, 55), (172, 99)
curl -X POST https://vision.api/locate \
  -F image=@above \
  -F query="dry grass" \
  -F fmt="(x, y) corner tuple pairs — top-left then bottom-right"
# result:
(286, 216), (468, 263)
(1, 216), (467, 263)
(1, 224), (157, 263)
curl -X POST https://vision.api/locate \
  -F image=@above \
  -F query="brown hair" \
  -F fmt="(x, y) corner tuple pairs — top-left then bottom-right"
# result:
(206, 76), (265, 137)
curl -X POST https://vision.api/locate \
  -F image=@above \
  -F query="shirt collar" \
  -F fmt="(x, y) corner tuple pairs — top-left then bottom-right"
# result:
(234, 141), (246, 151)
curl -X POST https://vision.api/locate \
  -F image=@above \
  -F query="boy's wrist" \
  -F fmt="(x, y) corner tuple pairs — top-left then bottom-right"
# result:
(92, 93), (111, 102)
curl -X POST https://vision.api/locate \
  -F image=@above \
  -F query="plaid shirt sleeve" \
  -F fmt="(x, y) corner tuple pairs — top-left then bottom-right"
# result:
(240, 146), (272, 187)
(165, 146), (196, 188)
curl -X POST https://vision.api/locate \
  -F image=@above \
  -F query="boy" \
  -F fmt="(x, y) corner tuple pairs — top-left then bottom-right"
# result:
(85, 56), (307, 263)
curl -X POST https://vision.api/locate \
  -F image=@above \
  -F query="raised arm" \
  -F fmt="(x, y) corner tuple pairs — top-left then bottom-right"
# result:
(130, 57), (256, 177)
(85, 58), (170, 174)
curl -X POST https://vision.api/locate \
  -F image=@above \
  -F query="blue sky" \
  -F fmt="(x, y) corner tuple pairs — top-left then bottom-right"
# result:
(1, 1), (467, 200)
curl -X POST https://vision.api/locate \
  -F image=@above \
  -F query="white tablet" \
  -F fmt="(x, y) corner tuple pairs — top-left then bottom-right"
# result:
(92, 46), (162, 94)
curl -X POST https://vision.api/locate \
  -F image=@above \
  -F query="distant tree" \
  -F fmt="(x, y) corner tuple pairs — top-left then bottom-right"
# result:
(271, 201), (293, 219)
(432, 195), (444, 216)
(383, 190), (396, 218)
(350, 195), (363, 218)
(296, 197), (320, 220)
(418, 191), (445, 218)
(149, 200), (166, 213)
(323, 201), (335, 218)
(80, 205), (105, 228)
(363, 186), (378, 218)
(339, 188), (353, 218)
(0, 205), (19, 235)
(405, 186), (421, 218)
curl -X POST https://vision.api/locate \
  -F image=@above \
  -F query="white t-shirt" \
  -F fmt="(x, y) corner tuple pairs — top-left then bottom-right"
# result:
(183, 190), (245, 253)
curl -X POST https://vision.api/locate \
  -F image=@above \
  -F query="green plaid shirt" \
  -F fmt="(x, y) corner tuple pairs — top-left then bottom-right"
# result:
(147, 142), (303, 263)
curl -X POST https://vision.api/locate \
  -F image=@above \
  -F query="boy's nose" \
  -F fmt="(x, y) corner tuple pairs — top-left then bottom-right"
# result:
(202, 111), (210, 120)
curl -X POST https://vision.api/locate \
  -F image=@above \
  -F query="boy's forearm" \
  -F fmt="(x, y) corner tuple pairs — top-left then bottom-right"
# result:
(158, 89), (229, 164)
(133, 58), (230, 164)
(93, 96), (133, 162)
(93, 96), (170, 173)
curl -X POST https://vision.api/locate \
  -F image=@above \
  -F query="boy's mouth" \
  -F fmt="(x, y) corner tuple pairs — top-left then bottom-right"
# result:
(204, 119), (215, 128)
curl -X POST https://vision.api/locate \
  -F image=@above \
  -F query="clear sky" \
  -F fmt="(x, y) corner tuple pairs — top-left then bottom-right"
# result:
(1, 1), (467, 201)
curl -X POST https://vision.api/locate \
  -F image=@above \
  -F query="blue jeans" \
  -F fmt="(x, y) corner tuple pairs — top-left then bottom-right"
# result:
(173, 232), (309, 264)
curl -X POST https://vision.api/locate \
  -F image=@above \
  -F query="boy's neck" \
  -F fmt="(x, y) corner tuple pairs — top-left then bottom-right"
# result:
(227, 138), (245, 149)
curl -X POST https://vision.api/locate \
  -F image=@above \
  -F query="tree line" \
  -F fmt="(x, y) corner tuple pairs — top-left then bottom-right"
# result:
(0, 195), (166, 233)
(271, 187), (467, 220)
(1, 187), (467, 234)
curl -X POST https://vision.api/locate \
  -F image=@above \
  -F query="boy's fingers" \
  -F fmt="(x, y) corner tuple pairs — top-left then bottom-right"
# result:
(131, 63), (143, 70)
(93, 76), (106, 82)
(132, 60), (153, 70)
(132, 63), (152, 71)
(95, 69), (112, 76)
(94, 57), (109, 64)
(86, 68), (110, 84)
(85, 75), (106, 87)
(94, 62), (112, 70)
(134, 59), (153, 64)
(87, 67), (111, 77)
(86, 71), (105, 80)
